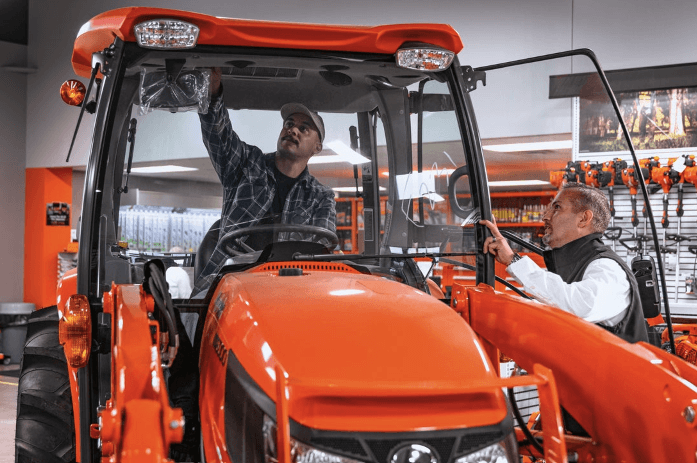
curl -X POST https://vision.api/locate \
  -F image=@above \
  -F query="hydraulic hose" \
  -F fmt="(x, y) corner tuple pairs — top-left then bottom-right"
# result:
(508, 386), (544, 456)
(144, 260), (180, 367)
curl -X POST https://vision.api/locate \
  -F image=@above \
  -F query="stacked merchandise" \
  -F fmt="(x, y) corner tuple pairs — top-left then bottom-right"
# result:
(118, 205), (220, 253)
(491, 204), (545, 223)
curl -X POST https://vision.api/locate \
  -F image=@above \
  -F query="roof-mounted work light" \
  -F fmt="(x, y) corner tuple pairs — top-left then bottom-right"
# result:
(396, 47), (454, 71)
(134, 19), (199, 49)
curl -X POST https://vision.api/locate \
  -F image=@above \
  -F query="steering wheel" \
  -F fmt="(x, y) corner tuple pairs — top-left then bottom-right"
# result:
(219, 223), (339, 254)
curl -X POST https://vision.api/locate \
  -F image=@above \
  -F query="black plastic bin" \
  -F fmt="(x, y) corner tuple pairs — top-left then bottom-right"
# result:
(0, 303), (35, 364)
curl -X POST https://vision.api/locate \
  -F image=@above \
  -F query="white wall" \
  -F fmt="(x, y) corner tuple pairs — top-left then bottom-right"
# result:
(24, 0), (697, 169)
(0, 41), (27, 302)
(25, 0), (573, 168)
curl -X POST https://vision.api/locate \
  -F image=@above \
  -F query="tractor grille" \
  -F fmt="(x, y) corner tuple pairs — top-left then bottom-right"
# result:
(308, 431), (505, 463)
(310, 437), (369, 458)
(456, 430), (504, 454)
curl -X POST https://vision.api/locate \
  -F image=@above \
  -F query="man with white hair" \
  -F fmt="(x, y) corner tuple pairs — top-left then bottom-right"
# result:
(481, 182), (648, 344)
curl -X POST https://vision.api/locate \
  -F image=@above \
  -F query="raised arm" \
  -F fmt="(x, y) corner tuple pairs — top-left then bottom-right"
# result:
(198, 68), (261, 184)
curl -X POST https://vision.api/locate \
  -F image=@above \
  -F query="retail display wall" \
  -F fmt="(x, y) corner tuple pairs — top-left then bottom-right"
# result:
(576, 152), (697, 317)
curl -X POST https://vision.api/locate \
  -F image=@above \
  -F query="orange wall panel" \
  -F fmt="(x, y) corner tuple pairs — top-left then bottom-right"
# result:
(24, 168), (72, 309)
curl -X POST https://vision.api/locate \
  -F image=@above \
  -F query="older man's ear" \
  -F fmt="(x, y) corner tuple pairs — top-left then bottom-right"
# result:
(578, 209), (594, 229)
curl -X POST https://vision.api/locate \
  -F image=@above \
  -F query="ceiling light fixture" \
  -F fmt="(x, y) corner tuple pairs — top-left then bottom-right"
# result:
(129, 165), (199, 174)
(309, 140), (370, 165)
(381, 168), (454, 177)
(489, 180), (551, 187)
(483, 140), (572, 152)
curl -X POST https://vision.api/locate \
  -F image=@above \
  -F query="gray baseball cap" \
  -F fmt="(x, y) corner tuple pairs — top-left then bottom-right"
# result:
(280, 103), (325, 142)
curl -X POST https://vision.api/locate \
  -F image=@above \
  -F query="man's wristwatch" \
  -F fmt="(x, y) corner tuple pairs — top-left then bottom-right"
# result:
(508, 253), (522, 266)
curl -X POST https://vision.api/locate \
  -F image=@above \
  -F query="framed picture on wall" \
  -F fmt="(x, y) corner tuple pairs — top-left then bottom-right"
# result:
(578, 87), (697, 153)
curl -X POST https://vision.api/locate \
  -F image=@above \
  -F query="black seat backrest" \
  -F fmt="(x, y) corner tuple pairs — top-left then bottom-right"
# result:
(194, 219), (221, 282)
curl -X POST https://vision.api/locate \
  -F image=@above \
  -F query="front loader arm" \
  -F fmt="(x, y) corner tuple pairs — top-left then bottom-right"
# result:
(460, 284), (697, 463)
(96, 284), (184, 462)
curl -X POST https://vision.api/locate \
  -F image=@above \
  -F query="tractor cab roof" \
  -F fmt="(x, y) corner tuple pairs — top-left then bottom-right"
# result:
(72, 7), (463, 78)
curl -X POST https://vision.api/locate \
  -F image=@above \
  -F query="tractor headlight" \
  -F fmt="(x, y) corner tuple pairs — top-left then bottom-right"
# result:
(396, 47), (454, 71)
(453, 432), (518, 463)
(134, 19), (199, 49)
(263, 415), (364, 463)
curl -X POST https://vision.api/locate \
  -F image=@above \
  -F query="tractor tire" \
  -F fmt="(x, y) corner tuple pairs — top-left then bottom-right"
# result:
(14, 306), (76, 463)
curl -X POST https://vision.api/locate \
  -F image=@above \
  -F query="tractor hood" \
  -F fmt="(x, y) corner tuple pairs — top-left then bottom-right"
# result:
(205, 263), (508, 432)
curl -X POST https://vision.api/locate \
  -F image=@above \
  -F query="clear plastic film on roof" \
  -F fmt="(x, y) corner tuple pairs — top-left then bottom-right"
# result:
(138, 68), (211, 115)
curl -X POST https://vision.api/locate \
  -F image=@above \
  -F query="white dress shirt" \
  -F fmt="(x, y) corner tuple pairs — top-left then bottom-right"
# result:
(166, 266), (193, 299)
(506, 255), (630, 327)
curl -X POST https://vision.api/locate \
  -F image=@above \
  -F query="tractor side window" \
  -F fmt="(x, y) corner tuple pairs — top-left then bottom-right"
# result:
(406, 79), (475, 254)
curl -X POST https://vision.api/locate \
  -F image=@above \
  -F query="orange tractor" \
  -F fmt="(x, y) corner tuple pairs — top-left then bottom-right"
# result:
(13, 7), (697, 463)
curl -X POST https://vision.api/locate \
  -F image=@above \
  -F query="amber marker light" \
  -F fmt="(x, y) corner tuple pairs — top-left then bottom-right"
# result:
(60, 79), (86, 106)
(59, 294), (92, 368)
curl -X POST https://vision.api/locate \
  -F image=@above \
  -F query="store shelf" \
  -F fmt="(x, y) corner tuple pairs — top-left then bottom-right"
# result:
(333, 190), (552, 252)
(335, 198), (359, 252)
(488, 190), (552, 250)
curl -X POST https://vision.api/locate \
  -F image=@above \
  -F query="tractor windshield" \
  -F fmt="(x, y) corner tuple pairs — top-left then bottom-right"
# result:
(102, 45), (477, 297)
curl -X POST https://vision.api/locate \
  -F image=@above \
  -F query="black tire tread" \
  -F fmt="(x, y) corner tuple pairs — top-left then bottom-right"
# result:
(14, 306), (76, 463)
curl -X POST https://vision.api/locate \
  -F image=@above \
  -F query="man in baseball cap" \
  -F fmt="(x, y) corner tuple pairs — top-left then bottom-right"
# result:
(276, 102), (325, 176)
(172, 70), (337, 461)
(280, 102), (325, 141)
(195, 67), (336, 288)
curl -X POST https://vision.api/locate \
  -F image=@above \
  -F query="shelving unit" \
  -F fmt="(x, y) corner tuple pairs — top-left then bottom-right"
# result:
(333, 190), (555, 253)
(488, 190), (555, 249)
(335, 198), (359, 252)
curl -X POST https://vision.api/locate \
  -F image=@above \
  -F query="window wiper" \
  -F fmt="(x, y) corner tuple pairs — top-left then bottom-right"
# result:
(66, 61), (101, 162)
(117, 118), (138, 194)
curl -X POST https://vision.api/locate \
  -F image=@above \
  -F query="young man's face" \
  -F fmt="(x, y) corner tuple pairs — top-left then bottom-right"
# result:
(277, 113), (322, 161)
(542, 190), (587, 248)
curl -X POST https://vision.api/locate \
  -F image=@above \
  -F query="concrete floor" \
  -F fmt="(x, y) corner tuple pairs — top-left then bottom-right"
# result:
(0, 364), (18, 463)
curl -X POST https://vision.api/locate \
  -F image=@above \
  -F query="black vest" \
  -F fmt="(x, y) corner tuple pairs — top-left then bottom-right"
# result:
(543, 233), (649, 343)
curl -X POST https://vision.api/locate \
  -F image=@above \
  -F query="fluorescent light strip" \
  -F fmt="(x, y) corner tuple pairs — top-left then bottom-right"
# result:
(381, 168), (453, 177)
(309, 140), (371, 165)
(130, 165), (198, 174)
(489, 180), (550, 187)
(484, 140), (572, 152)
(379, 172), (550, 187)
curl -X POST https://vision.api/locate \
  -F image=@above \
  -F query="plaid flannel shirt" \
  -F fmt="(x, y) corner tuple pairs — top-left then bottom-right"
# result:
(192, 95), (336, 294)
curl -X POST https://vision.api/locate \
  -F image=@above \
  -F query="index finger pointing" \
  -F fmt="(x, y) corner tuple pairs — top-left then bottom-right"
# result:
(479, 219), (503, 239)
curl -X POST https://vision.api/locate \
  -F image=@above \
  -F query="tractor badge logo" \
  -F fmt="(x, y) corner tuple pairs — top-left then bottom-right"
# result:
(388, 443), (439, 463)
